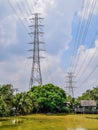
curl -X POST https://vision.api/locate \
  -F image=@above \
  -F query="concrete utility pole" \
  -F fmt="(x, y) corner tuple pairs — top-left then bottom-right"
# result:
(28, 13), (44, 88)
(66, 72), (76, 98)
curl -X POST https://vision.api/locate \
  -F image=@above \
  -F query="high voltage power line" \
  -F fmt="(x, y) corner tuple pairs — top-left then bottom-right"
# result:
(8, 0), (98, 93)
(70, 0), (88, 72)
(73, 0), (97, 74)
(66, 0), (84, 73)
(74, 0), (98, 85)
(69, 0), (97, 74)
(76, 31), (98, 78)
(77, 39), (98, 84)
(8, 0), (30, 35)
(8, 0), (37, 35)
(20, 0), (31, 16)
(8, 0), (41, 33)
(70, 0), (90, 72)
(29, 0), (36, 12)
(67, 0), (98, 96)
(80, 65), (98, 86)
(14, 0), (30, 25)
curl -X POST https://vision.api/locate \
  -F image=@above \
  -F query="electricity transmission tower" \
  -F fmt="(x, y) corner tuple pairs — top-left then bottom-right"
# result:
(66, 72), (76, 98)
(28, 13), (44, 88)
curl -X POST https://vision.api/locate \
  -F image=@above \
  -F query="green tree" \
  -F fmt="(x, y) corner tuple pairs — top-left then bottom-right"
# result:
(0, 96), (10, 117)
(0, 84), (14, 116)
(77, 86), (98, 104)
(13, 92), (33, 115)
(28, 84), (67, 113)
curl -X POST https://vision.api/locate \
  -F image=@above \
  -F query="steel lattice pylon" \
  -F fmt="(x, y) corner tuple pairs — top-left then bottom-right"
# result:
(66, 72), (76, 98)
(28, 13), (44, 88)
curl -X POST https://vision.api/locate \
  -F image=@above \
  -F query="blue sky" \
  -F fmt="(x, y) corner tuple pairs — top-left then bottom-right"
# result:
(0, 0), (98, 96)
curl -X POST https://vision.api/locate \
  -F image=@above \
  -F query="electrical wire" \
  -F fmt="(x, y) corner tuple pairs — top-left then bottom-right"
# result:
(66, 0), (85, 72)
(73, 0), (97, 74)
(21, 0), (31, 16)
(72, 0), (92, 73)
(76, 31), (98, 78)
(80, 65), (98, 86)
(70, 0), (89, 72)
(8, 0), (31, 36)
(14, 0), (30, 25)
(67, 0), (97, 96)
(78, 40), (98, 81)
(26, 0), (34, 14)
(30, 0), (35, 12)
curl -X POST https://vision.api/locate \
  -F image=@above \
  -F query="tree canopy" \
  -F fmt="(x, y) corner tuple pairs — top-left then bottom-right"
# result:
(0, 84), (14, 116)
(0, 83), (98, 117)
(77, 86), (98, 103)
(28, 84), (67, 113)
(0, 83), (69, 116)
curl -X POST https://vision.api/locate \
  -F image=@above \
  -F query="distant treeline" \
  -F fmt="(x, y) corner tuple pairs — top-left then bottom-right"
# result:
(0, 83), (98, 117)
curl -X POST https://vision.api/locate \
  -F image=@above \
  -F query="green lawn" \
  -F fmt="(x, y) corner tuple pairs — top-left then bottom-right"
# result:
(0, 114), (98, 130)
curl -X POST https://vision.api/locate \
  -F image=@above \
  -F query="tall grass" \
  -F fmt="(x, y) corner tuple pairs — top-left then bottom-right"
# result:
(0, 114), (98, 130)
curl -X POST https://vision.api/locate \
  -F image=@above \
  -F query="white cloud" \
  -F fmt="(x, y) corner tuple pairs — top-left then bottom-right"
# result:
(33, 0), (55, 15)
(78, 0), (98, 20)
(41, 52), (65, 86)
(1, 0), (98, 97)
(75, 40), (98, 74)
(0, 52), (66, 92)
(0, 15), (17, 46)
(72, 40), (98, 96)
(0, 56), (31, 92)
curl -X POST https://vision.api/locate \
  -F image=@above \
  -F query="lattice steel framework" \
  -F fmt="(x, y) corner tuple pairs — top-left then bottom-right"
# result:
(28, 13), (44, 88)
(66, 72), (76, 98)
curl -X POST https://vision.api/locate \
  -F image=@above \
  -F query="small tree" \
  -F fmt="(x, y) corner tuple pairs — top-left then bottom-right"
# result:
(0, 84), (14, 116)
(0, 96), (9, 117)
(13, 92), (33, 115)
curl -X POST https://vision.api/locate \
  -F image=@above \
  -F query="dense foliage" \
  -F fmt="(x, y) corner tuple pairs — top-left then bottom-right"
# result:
(13, 92), (33, 115)
(28, 84), (67, 113)
(0, 84), (14, 116)
(0, 83), (69, 117)
(77, 86), (98, 103)
(1, 83), (98, 117)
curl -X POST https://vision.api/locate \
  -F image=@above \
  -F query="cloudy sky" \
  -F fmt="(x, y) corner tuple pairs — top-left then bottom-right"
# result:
(0, 0), (98, 97)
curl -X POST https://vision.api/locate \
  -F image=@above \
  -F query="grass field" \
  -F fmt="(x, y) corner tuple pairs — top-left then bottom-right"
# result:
(0, 114), (98, 130)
